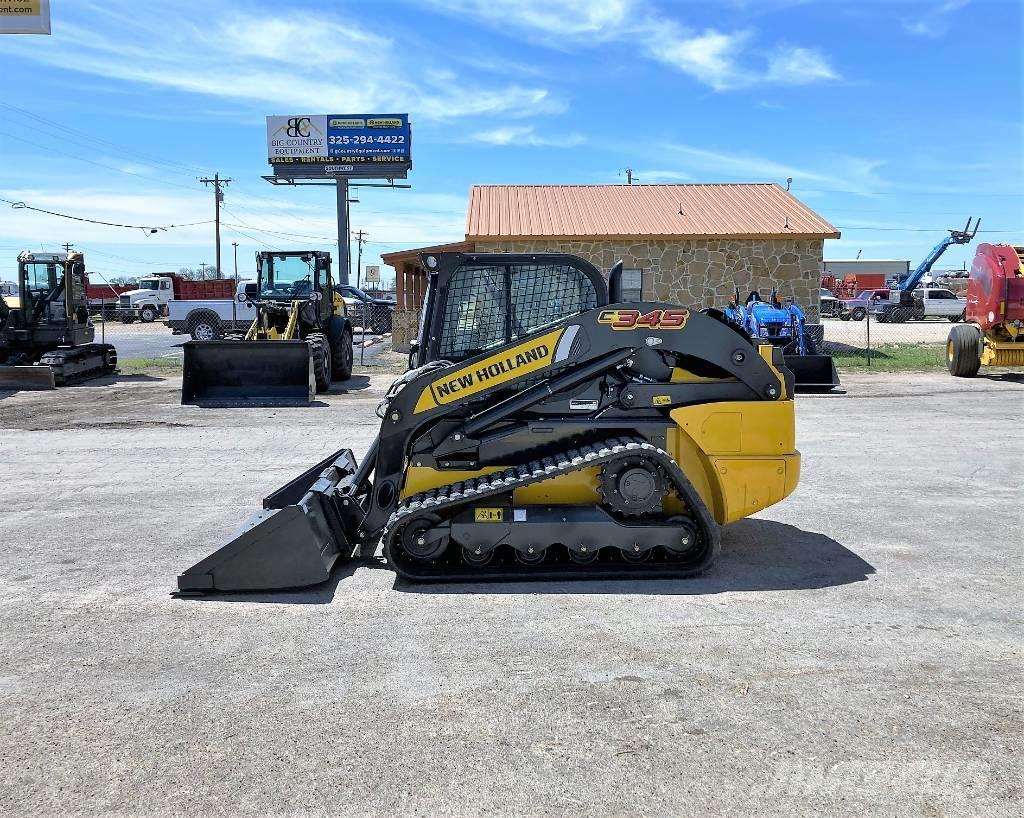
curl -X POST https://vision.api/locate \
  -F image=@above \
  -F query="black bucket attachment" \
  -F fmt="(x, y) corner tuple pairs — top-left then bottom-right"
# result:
(175, 448), (360, 594)
(182, 339), (314, 406)
(784, 354), (841, 392)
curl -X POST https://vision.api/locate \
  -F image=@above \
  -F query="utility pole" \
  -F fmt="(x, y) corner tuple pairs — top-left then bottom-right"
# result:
(61, 242), (74, 253)
(620, 168), (635, 185)
(199, 262), (208, 280)
(200, 172), (231, 278)
(231, 241), (239, 280)
(354, 229), (367, 288)
(336, 179), (350, 285)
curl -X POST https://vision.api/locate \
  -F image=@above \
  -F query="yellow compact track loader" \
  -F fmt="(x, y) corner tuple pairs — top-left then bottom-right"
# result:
(181, 250), (353, 405)
(175, 253), (800, 593)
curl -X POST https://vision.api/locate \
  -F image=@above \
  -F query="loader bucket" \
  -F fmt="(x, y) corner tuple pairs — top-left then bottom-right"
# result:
(175, 448), (359, 594)
(182, 340), (314, 406)
(784, 353), (841, 392)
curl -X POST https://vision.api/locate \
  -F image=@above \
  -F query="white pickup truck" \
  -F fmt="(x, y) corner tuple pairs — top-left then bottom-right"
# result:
(911, 287), (967, 321)
(165, 280), (256, 339)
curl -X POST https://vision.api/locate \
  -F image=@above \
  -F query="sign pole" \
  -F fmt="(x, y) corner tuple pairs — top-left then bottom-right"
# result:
(337, 177), (350, 285)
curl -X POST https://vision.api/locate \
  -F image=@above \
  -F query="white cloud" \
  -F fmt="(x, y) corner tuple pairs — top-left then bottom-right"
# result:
(902, 0), (971, 38)
(766, 46), (838, 84)
(658, 143), (886, 194)
(423, 0), (637, 40)
(632, 169), (694, 182)
(647, 28), (754, 91)
(2, 2), (559, 121)
(470, 126), (584, 147)
(423, 0), (839, 91)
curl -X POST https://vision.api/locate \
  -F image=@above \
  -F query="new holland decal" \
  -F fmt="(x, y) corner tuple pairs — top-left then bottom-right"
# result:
(414, 328), (565, 414)
(598, 308), (689, 330)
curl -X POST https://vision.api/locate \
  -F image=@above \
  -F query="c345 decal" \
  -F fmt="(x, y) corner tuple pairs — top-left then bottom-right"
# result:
(598, 308), (689, 330)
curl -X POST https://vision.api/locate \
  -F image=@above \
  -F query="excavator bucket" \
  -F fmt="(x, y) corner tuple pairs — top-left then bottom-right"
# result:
(182, 340), (314, 406)
(174, 448), (359, 594)
(784, 353), (841, 391)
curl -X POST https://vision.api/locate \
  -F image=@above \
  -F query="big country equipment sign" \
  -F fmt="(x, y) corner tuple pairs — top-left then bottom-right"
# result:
(0, 0), (51, 34)
(266, 114), (411, 167)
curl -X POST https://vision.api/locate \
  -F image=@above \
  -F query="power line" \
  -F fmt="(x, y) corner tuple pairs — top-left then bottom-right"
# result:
(0, 128), (203, 194)
(835, 224), (1013, 233)
(0, 197), (213, 232)
(0, 102), (211, 177)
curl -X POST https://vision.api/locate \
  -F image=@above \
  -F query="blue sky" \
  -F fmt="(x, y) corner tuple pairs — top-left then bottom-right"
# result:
(1, 0), (1020, 285)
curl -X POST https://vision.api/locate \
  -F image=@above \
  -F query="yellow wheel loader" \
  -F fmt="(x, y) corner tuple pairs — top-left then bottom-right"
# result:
(181, 250), (354, 405)
(175, 253), (800, 593)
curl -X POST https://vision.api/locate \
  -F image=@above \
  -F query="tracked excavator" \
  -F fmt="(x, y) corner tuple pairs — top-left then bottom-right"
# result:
(0, 250), (117, 388)
(175, 253), (801, 593)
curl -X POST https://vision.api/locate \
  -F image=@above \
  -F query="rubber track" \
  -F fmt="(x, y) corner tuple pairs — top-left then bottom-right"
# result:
(382, 435), (721, 582)
(39, 345), (116, 386)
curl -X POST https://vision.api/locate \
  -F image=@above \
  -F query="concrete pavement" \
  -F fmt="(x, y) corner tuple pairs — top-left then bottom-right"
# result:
(0, 371), (1020, 815)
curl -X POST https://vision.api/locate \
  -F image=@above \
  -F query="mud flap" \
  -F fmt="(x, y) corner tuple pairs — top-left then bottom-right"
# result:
(174, 449), (360, 594)
(181, 339), (314, 406)
(784, 354), (840, 392)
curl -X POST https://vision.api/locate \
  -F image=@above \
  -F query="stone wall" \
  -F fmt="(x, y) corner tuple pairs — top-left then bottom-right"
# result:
(474, 238), (824, 321)
(392, 307), (420, 352)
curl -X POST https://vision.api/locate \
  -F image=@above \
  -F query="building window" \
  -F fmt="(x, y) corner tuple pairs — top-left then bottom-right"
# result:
(621, 268), (642, 302)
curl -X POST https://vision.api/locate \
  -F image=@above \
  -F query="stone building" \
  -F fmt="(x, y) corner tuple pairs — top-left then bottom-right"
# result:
(385, 183), (839, 351)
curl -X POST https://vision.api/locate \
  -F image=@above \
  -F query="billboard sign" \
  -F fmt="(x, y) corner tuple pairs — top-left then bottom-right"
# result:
(0, 0), (51, 34)
(364, 265), (380, 283)
(267, 114), (411, 179)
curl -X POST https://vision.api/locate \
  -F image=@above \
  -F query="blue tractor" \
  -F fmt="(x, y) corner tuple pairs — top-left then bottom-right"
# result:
(723, 288), (840, 391)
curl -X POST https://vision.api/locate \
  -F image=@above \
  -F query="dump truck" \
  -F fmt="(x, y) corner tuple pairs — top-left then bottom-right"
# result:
(946, 243), (1024, 376)
(0, 251), (117, 388)
(175, 252), (801, 594)
(181, 250), (354, 405)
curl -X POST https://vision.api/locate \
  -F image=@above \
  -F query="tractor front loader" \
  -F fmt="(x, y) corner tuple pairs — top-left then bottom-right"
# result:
(723, 287), (840, 391)
(181, 251), (354, 405)
(175, 253), (801, 594)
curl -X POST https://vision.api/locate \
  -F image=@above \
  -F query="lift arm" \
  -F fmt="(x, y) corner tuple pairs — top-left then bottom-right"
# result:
(900, 218), (980, 292)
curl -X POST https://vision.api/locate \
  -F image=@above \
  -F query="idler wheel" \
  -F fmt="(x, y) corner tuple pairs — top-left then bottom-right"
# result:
(400, 514), (448, 561)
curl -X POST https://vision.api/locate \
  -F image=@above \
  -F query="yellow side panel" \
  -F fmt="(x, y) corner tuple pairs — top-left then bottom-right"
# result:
(711, 458), (796, 524)
(402, 465), (602, 504)
(513, 467), (601, 505)
(669, 401), (796, 456)
(669, 400), (800, 524)
(402, 465), (503, 498)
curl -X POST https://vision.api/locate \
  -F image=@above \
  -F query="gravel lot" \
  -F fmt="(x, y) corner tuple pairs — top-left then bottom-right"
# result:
(820, 317), (956, 346)
(0, 370), (1021, 816)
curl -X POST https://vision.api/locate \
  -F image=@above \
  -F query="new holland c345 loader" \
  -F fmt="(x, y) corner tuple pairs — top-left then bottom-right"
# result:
(175, 252), (801, 593)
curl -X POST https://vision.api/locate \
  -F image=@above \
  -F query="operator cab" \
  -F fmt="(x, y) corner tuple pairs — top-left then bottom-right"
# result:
(411, 253), (606, 367)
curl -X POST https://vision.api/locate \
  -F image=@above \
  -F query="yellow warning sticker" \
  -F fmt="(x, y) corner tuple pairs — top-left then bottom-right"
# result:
(653, 395), (671, 406)
(474, 508), (504, 522)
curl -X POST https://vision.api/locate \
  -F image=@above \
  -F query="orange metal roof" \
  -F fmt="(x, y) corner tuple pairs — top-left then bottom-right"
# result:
(465, 184), (840, 241)
(381, 240), (475, 265)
